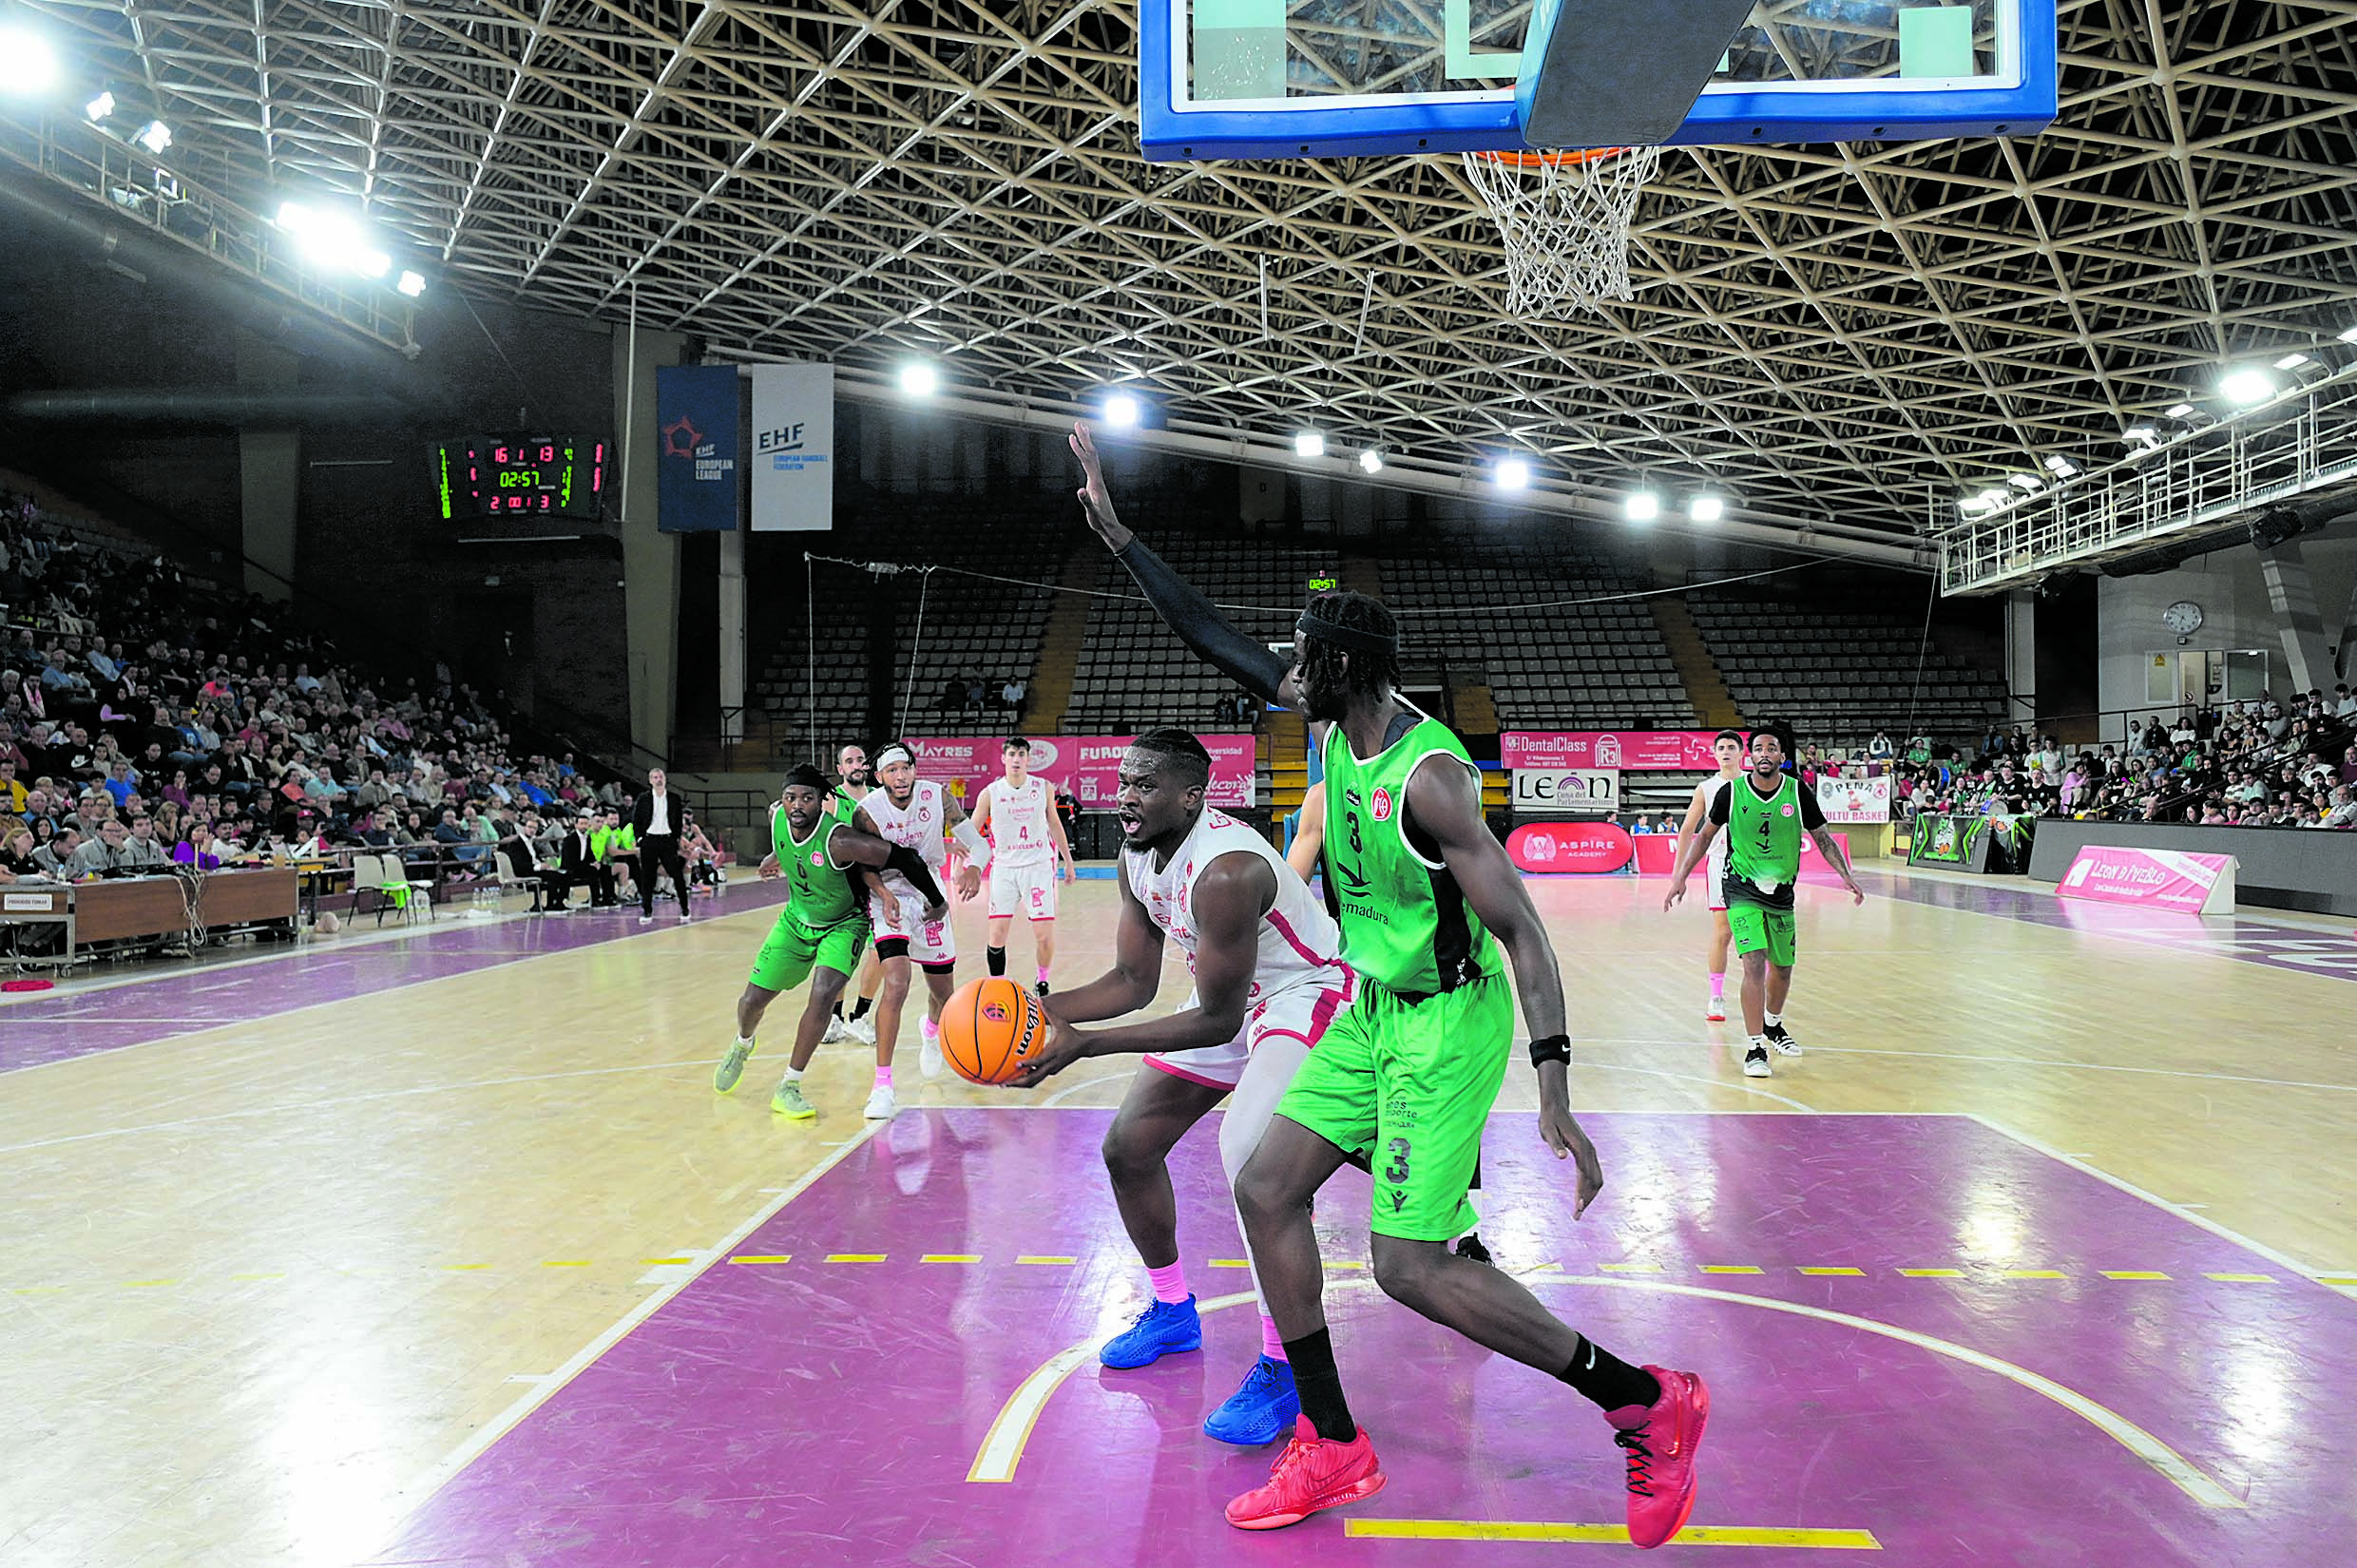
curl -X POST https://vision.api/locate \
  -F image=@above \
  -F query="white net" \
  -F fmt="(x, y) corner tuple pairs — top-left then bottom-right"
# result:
(1461, 145), (1664, 316)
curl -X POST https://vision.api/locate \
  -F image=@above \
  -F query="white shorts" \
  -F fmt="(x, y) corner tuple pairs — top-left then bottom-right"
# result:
(1143, 969), (1356, 1092)
(988, 857), (1059, 921)
(1705, 845), (1730, 912)
(874, 885), (955, 968)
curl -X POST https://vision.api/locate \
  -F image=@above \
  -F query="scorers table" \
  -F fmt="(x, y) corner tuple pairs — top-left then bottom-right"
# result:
(0, 869), (300, 968)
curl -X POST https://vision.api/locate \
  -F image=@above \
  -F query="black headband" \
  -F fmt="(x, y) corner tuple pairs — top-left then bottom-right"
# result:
(784, 764), (828, 791)
(1296, 611), (1397, 657)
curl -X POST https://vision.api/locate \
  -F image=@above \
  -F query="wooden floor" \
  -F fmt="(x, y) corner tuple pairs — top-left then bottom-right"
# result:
(5, 869), (2352, 1568)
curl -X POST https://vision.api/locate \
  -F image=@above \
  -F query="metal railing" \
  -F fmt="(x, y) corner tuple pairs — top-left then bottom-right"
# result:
(1939, 362), (2357, 596)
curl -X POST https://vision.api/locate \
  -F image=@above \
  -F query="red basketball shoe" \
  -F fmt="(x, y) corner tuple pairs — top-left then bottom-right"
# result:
(1606, 1367), (1710, 1549)
(1223, 1414), (1386, 1529)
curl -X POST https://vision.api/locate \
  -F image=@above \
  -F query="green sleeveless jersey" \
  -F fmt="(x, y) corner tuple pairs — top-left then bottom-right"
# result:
(1320, 712), (1497, 996)
(827, 785), (863, 830)
(776, 811), (862, 927)
(1724, 773), (1803, 910)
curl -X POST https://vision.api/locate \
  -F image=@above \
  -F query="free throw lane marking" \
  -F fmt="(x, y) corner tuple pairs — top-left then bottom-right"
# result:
(1346, 1520), (1882, 1548)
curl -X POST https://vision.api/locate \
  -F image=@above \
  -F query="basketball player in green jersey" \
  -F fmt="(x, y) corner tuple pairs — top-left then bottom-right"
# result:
(1663, 723), (1864, 1079)
(822, 742), (888, 1048)
(1070, 422), (1709, 1549)
(712, 765), (947, 1118)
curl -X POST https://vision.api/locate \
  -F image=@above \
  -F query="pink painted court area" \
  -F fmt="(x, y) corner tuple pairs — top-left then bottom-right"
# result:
(368, 1110), (2357, 1566)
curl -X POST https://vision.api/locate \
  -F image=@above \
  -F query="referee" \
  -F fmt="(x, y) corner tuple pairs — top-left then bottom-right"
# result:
(630, 767), (693, 924)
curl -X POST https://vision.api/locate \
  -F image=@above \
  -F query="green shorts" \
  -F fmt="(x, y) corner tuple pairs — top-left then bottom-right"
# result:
(1274, 972), (1515, 1242)
(1727, 902), (1797, 967)
(748, 909), (868, 995)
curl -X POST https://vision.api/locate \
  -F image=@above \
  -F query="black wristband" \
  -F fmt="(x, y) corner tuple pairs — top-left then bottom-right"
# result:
(1528, 1034), (1572, 1069)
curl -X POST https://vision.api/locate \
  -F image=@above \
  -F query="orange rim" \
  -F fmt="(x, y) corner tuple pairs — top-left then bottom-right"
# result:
(1473, 146), (1631, 168)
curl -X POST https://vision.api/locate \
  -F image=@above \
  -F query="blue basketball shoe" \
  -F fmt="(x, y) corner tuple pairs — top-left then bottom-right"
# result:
(1099, 1295), (1201, 1368)
(1203, 1355), (1299, 1446)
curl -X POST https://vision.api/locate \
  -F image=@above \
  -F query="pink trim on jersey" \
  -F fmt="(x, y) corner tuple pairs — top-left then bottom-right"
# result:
(1255, 975), (1353, 1053)
(1142, 1056), (1232, 1090)
(1263, 907), (1335, 970)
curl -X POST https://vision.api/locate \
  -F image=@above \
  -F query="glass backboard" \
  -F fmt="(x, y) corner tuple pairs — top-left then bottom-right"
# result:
(1140, 0), (2057, 161)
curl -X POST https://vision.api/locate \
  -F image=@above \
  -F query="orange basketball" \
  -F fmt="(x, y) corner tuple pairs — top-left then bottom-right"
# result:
(940, 977), (1049, 1085)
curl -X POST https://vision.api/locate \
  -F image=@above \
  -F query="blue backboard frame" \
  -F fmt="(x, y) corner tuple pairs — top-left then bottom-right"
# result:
(1139, 0), (2056, 162)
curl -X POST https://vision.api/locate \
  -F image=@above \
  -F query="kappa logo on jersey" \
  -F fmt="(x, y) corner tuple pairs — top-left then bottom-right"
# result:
(1371, 787), (1393, 822)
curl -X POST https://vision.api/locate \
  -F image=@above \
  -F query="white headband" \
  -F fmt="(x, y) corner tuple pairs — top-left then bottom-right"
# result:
(873, 744), (914, 769)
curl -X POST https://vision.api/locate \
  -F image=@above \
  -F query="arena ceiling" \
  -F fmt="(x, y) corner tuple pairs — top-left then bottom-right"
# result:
(12, 0), (2357, 558)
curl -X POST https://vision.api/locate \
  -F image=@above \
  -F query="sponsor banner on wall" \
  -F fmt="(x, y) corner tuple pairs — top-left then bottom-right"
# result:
(1633, 831), (1852, 882)
(1506, 820), (1635, 874)
(904, 736), (1256, 811)
(748, 363), (834, 531)
(1815, 774), (1891, 823)
(654, 365), (740, 533)
(2058, 846), (2237, 914)
(1503, 731), (1731, 771)
(1509, 769), (1619, 814)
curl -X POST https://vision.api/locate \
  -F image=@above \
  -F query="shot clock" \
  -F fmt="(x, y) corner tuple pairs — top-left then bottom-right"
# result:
(432, 436), (607, 521)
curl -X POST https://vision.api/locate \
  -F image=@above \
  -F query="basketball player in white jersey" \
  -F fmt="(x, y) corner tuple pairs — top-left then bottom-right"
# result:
(1009, 729), (1355, 1449)
(1671, 730), (1749, 1022)
(860, 740), (985, 1113)
(972, 736), (1077, 1000)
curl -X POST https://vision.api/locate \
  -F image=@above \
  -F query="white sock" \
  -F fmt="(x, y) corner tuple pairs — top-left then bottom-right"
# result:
(1749, 1035), (1770, 1051)
(1764, 1011), (1783, 1028)
(784, 1065), (806, 1082)
(736, 1034), (754, 1048)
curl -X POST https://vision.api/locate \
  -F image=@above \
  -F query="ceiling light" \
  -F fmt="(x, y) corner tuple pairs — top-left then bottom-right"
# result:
(0, 29), (60, 95)
(2273, 353), (2310, 371)
(2219, 367), (2274, 405)
(1689, 494), (1725, 524)
(1624, 489), (1661, 523)
(1293, 431), (1325, 459)
(1357, 449), (1382, 475)
(1978, 488), (2009, 508)
(1495, 457), (1531, 491)
(395, 270), (426, 298)
(2122, 425), (2158, 446)
(134, 120), (173, 155)
(1102, 392), (1140, 430)
(2340, 325), (2357, 344)
(85, 90), (115, 123)
(2041, 455), (2077, 476)
(898, 362), (938, 398)
(1960, 493), (1996, 515)
(2007, 473), (2042, 491)
(2163, 403), (2194, 419)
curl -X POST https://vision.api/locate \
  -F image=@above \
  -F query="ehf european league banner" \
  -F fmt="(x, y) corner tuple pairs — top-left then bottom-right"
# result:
(655, 365), (740, 533)
(749, 363), (834, 531)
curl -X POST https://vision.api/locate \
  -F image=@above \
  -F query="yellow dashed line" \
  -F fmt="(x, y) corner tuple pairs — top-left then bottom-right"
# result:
(640, 1256), (692, 1266)
(541, 1260), (591, 1269)
(230, 1272), (287, 1282)
(125, 1279), (178, 1288)
(1600, 1262), (1663, 1273)
(2320, 1275), (2357, 1287)
(1329, 1260), (1368, 1271)
(10, 1286), (65, 1294)
(1525, 1262), (1562, 1272)
(2102, 1271), (2170, 1280)
(1015, 1255), (1076, 1266)
(2001, 1270), (2066, 1279)
(921, 1254), (981, 1264)
(826, 1253), (887, 1263)
(2204, 1272), (2275, 1284)
(444, 1263), (491, 1272)
(1797, 1267), (1865, 1276)
(729, 1254), (792, 1265)
(1700, 1265), (1764, 1274)
(1899, 1268), (1964, 1277)
(1209, 1258), (1253, 1269)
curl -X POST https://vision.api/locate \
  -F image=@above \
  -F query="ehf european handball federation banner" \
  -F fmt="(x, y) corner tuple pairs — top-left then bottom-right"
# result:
(655, 365), (740, 533)
(907, 736), (1256, 810)
(749, 363), (833, 531)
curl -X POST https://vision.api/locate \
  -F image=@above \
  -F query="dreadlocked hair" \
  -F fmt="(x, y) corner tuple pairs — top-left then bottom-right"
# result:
(1299, 590), (1402, 698)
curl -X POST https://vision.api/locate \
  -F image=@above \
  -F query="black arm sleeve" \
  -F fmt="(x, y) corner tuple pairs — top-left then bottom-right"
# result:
(1113, 536), (1292, 705)
(883, 843), (945, 906)
(1798, 784), (1828, 832)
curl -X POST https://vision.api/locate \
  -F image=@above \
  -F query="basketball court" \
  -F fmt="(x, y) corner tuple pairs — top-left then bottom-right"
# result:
(7, 871), (2352, 1566)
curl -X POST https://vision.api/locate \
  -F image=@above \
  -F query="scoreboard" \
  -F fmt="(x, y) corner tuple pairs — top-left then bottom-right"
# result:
(432, 435), (606, 521)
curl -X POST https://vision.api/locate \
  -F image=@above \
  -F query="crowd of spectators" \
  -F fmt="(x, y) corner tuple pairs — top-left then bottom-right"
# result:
(0, 489), (721, 920)
(1874, 691), (2357, 830)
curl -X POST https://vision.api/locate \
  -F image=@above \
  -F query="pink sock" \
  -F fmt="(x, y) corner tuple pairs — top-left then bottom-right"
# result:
(921, 1018), (938, 1043)
(1147, 1260), (1189, 1305)
(1261, 1313), (1287, 1361)
(1708, 971), (1725, 998)
(1036, 965), (1051, 985)
(874, 1065), (893, 1089)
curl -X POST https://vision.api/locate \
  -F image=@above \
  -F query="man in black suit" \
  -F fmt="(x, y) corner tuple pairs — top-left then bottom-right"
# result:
(496, 809), (552, 912)
(628, 766), (692, 925)
(551, 813), (613, 910)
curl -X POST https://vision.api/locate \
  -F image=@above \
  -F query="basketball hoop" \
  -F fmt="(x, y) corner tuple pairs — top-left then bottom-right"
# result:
(1461, 144), (1663, 316)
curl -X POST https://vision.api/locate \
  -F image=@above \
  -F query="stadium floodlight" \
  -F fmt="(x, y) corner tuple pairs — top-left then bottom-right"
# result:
(2041, 455), (2078, 477)
(2340, 324), (2357, 344)
(1960, 492), (1997, 515)
(1624, 489), (1661, 523)
(2007, 473), (2042, 491)
(135, 120), (173, 155)
(395, 270), (426, 298)
(0, 29), (60, 95)
(2219, 367), (2274, 405)
(85, 91), (115, 123)
(1102, 392), (1140, 430)
(1293, 430), (1325, 459)
(2274, 353), (2310, 372)
(1689, 493), (1725, 524)
(2122, 425), (2159, 448)
(2163, 403), (2194, 419)
(1357, 449), (1382, 475)
(1495, 456), (1531, 491)
(1977, 488), (2009, 508)
(898, 362), (939, 398)
(277, 201), (392, 278)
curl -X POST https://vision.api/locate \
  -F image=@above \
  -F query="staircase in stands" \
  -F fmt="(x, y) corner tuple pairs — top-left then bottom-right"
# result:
(1025, 540), (1100, 733)
(1652, 596), (1742, 730)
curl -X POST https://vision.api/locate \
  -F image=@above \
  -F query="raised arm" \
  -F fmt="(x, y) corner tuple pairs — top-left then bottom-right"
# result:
(1070, 422), (1294, 707)
(1405, 755), (1603, 1215)
(830, 822), (945, 909)
(1285, 779), (1327, 883)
